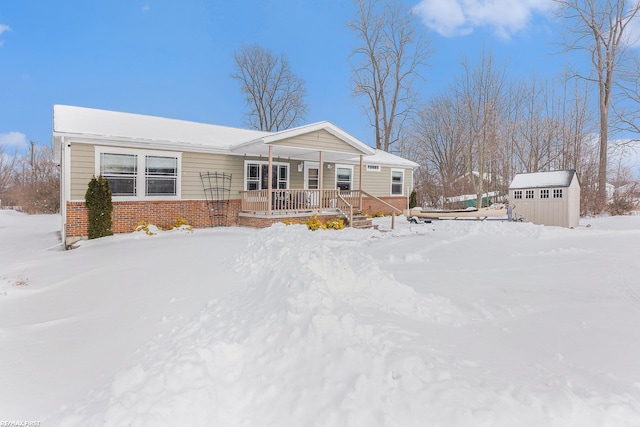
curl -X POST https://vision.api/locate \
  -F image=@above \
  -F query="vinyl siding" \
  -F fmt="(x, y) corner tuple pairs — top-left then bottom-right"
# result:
(271, 130), (363, 154)
(357, 166), (413, 197)
(70, 143), (95, 200)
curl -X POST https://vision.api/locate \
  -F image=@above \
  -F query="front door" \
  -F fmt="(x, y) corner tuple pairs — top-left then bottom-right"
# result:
(304, 162), (320, 207)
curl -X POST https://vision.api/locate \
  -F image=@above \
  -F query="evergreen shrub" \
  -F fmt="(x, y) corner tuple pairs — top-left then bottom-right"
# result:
(85, 175), (113, 239)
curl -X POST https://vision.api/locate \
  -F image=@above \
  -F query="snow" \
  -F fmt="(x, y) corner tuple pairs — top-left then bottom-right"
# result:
(53, 105), (270, 148)
(510, 170), (575, 189)
(2, 210), (640, 426)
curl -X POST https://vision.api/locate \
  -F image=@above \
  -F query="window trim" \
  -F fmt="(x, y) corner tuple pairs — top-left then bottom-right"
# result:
(540, 189), (549, 199)
(514, 190), (522, 199)
(95, 146), (181, 200)
(243, 160), (290, 191)
(553, 188), (563, 198)
(391, 168), (404, 196)
(525, 190), (535, 199)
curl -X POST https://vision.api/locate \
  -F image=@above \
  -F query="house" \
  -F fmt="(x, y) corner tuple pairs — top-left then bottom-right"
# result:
(54, 105), (418, 246)
(508, 170), (580, 228)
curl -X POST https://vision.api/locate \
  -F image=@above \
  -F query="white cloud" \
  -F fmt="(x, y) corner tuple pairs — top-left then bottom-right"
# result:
(0, 132), (27, 149)
(0, 23), (10, 46)
(414, 0), (554, 39)
(142, 5), (150, 12)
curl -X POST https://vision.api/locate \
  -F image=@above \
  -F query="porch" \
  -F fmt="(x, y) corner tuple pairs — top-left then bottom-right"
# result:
(240, 188), (401, 229)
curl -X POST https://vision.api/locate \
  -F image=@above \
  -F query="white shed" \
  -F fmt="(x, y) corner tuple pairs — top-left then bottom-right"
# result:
(508, 170), (580, 228)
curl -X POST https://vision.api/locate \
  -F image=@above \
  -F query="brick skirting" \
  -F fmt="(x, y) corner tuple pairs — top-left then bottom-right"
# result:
(65, 199), (242, 240)
(65, 196), (407, 243)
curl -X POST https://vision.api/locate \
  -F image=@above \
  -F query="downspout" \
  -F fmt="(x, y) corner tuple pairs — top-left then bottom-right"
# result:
(62, 136), (71, 248)
(318, 151), (323, 211)
(359, 155), (363, 211)
(267, 145), (273, 217)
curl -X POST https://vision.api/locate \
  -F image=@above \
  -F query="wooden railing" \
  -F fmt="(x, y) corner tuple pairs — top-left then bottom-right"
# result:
(241, 189), (344, 214)
(240, 189), (402, 229)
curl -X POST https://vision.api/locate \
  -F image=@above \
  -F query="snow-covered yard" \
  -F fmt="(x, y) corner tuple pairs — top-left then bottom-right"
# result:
(1, 210), (640, 426)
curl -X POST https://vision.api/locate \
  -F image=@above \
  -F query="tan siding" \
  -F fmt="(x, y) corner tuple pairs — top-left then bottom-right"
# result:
(358, 166), (413, 197)
(70, 143), (95, 200)
(271, 130), (363, 154)
(182, 152), (246, 199)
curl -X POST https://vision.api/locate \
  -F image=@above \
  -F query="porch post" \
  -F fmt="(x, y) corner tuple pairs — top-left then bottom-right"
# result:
(318, 151), (324, 211)
(268, 145), (273, 217)
(359, 154), (364, 211)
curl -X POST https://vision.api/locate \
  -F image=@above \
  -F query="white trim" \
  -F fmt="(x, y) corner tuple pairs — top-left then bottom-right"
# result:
(335, 164), (354, 191)
(94, 146), (182, 201)
(391, 168), (404, 196)
(303, 162), (320, 190)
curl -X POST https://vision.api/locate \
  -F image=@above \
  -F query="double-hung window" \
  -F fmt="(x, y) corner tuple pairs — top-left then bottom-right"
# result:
(96, 147), (180, 198)
(391, 169), (404, 195)
(335, 165), (353, 191)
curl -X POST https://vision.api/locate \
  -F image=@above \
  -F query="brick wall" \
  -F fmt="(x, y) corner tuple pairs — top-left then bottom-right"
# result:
(65, 195), (408, 240)
(66, 199), (242, 238)
(361, 196), (407, 215)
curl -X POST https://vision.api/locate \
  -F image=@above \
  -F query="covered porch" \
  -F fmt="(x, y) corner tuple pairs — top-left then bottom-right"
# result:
(231, 123), (402, 227)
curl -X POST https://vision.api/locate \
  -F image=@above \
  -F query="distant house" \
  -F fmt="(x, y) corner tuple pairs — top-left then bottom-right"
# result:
(53, 105), (418, 246)
(508, 170), (580, 228)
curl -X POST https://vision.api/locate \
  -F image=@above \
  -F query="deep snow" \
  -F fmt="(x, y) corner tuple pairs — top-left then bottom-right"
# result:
(1, 211), (640, 426)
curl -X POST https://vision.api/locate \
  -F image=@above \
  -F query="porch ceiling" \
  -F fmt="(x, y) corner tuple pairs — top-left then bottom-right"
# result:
(232, 143), (367, 163)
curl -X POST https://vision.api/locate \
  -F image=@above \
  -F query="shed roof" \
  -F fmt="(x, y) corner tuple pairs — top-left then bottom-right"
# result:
(509, 170), (577, 189)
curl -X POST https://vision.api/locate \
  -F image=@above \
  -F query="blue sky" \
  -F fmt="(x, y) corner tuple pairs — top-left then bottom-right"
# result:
(0, 0), (569, 153)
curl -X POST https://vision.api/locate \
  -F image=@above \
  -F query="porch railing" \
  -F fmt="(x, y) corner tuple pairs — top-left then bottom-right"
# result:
(241, 189), (349, 214)
(240, 189), (402, 229)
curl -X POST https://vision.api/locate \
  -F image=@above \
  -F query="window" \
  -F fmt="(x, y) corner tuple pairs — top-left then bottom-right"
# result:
(526, 190), (535, 199)
(514, 190), (522, 199)
(553, 188), (563, 198)
(145, 156), (177, 196)
(244, 161), (289, 190)
(391, 169), (404, 195)
(540, 189), (549, 199)
(96, 148), (180, 199)
(100, 153), (137, 196)
(336, 165), (353, 191)
(366, 164), (381, 172)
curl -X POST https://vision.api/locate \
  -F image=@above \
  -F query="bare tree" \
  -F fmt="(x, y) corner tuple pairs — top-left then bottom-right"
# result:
(349, 0), (431, 152)
(409, 93), (467, 206)
(0, 145), (16, 204)
(231, 44), (308, 132)
(554, 0), (640, 211)
(456, 51), (507, 208)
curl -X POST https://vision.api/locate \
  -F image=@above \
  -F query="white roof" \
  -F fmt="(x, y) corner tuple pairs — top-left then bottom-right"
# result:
(53, 105), (269, 149)
(336, 149), (418, 168)
(53, 105), (415, 166)
(509, 170), (577, 189)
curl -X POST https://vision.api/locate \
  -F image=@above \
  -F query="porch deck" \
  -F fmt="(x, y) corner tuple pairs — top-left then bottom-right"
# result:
(240, 189), (402, 228)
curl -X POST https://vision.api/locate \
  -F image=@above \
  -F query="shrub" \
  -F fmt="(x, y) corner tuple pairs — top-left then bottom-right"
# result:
(325, 218), (345, 230)
(85, 175), (113, 239)
(608, 196), (636, 216)
(134, 221), (162, 235)
(304, 214), (326, 231)
(172, 217), (193, 231)
(409, 190), (418, 209)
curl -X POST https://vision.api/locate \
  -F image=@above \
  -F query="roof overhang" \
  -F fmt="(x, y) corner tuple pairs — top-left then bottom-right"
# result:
(230, 121), (375, 162)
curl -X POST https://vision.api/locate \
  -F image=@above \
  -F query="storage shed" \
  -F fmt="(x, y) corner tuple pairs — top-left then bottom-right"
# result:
(508, 170), (580, 228)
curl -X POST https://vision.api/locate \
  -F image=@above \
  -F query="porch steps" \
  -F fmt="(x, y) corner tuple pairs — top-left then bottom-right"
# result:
(349, 212), (377, 229)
